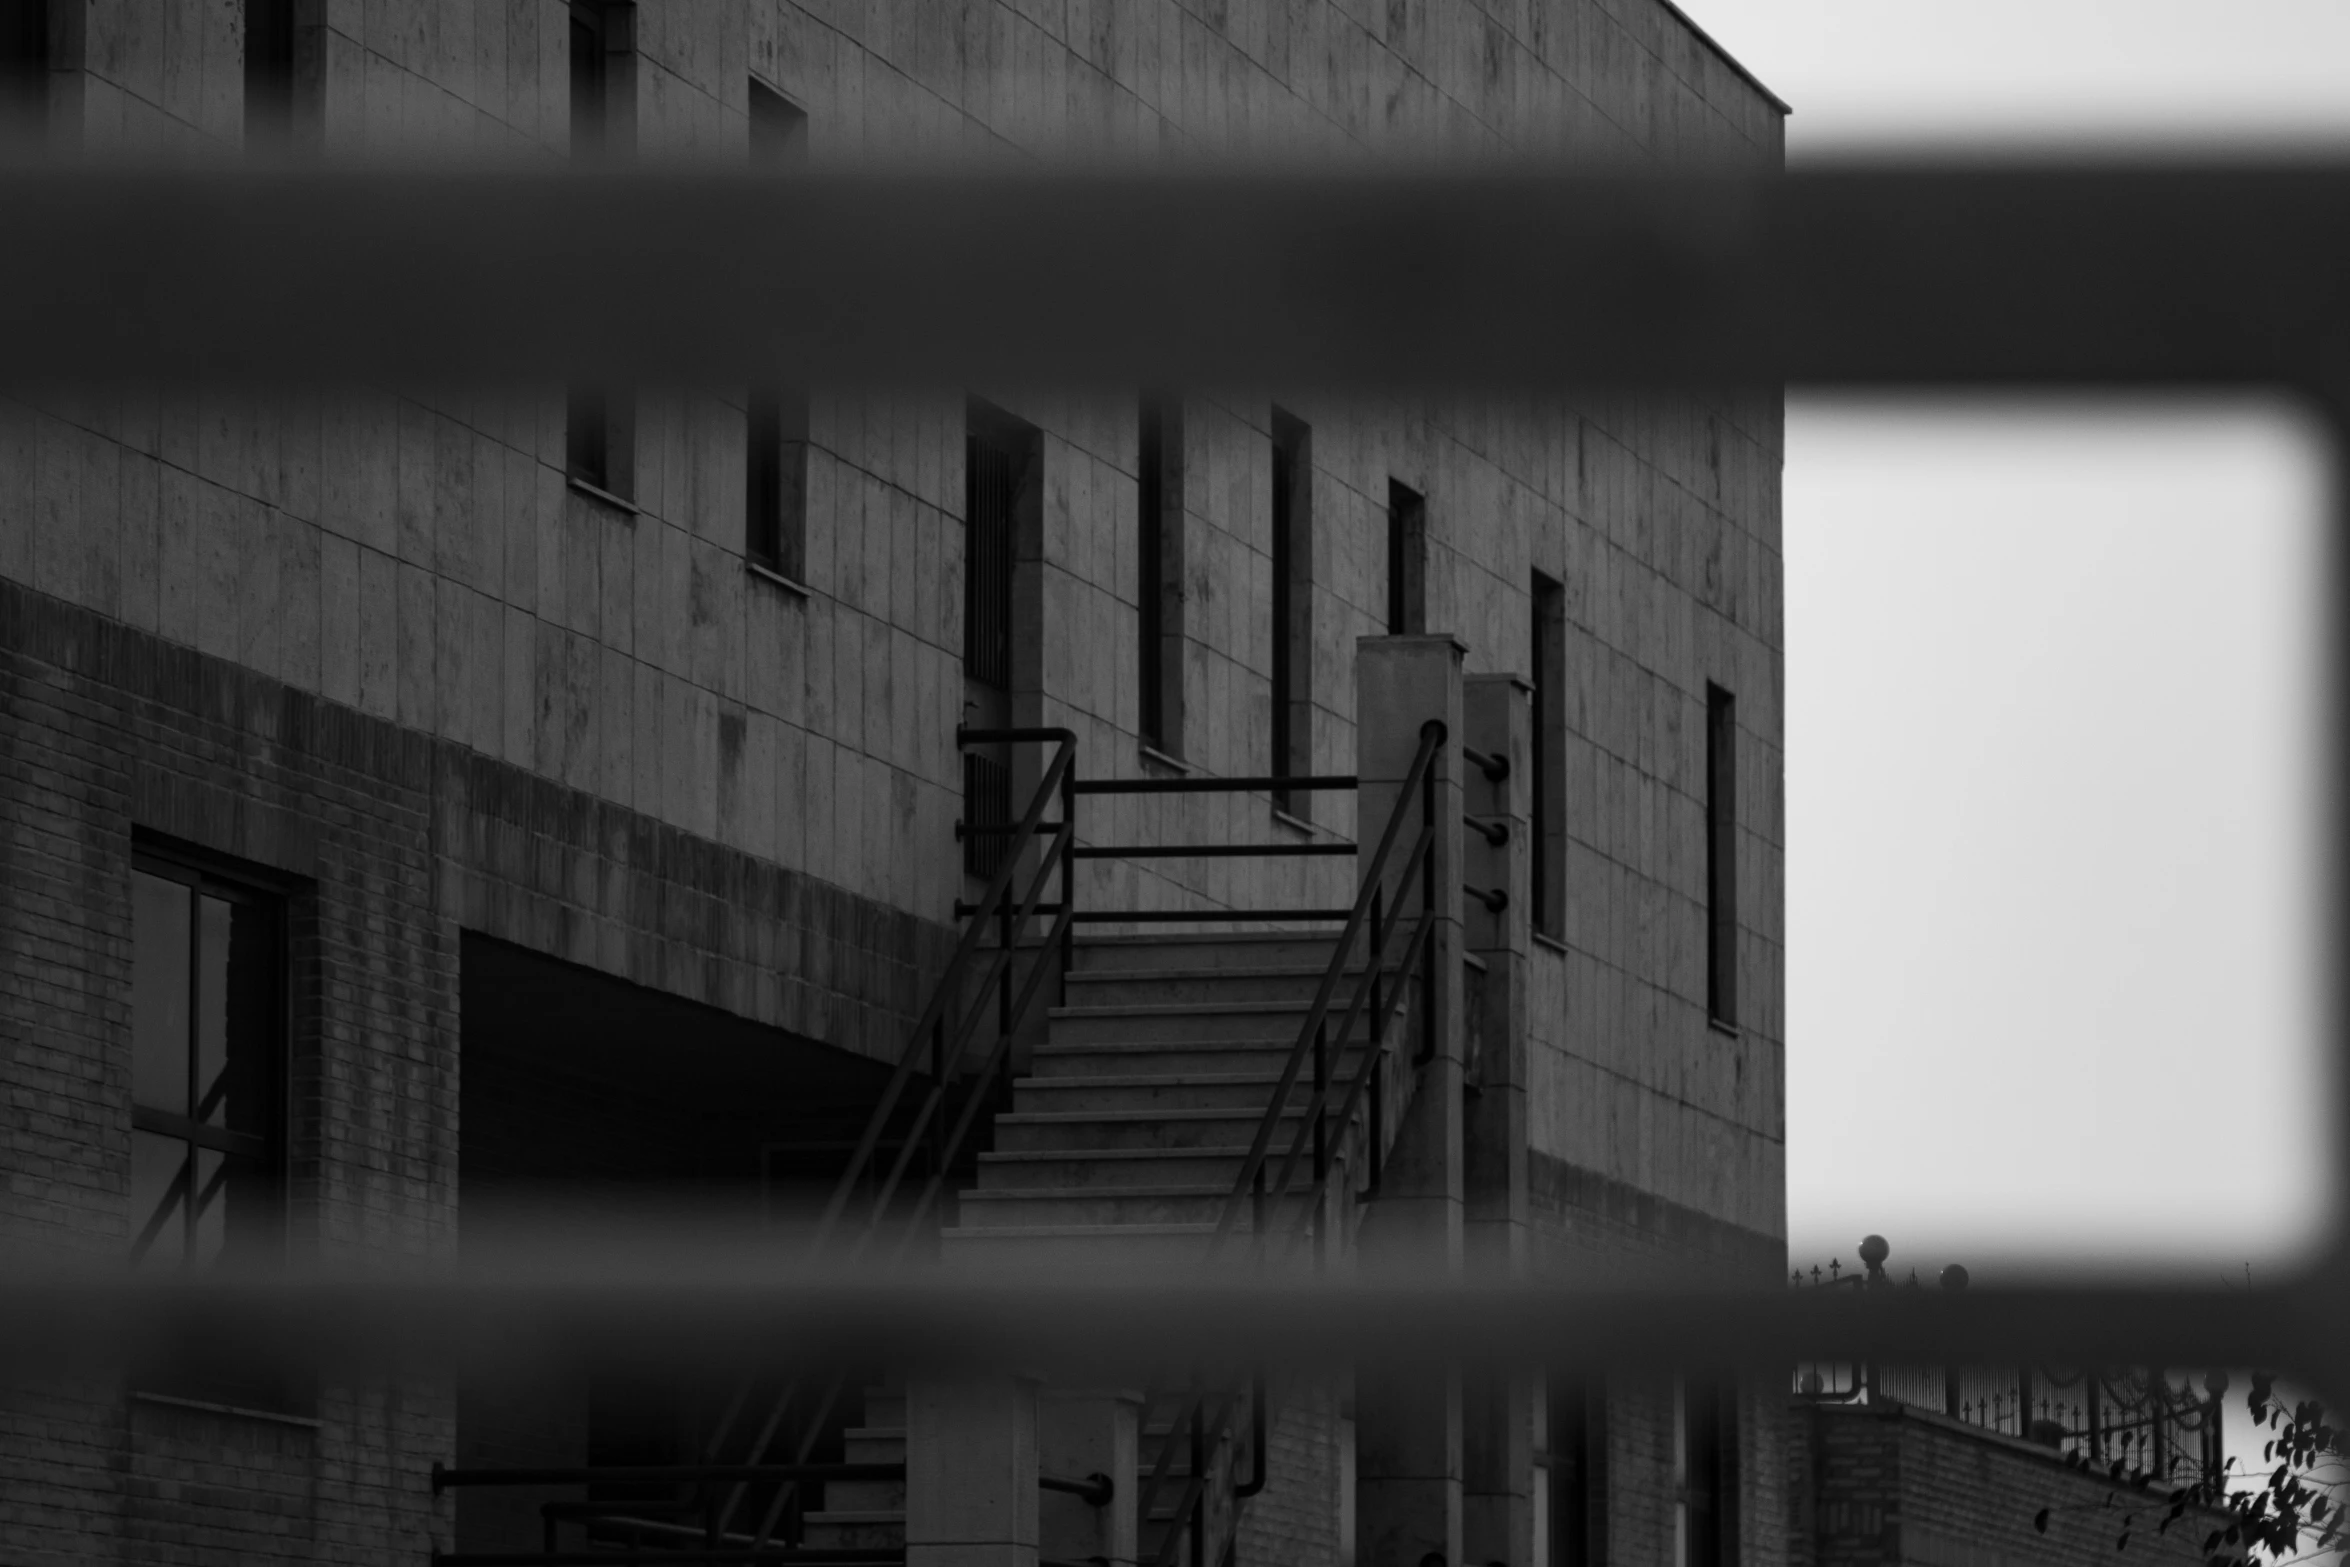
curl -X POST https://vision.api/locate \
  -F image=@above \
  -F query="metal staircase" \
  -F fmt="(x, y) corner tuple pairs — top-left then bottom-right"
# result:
(434, 716), (1455, 1567)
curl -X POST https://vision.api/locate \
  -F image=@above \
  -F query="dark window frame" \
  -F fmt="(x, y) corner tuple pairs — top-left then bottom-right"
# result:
(1386, 478), (1426, 635)
(1679, 1375), (1738, 1567)
(1706, 682), (1738, 1028)
(746, 386), (807, 580)
(1270, 409), (1312, 816)
(243, 0), (297, 144)
(748, 76), (809, 167)
(1137, 396), (1186, 757)
(1531, 572), (1567, 942)
(1546, 1373), (1608, 1567)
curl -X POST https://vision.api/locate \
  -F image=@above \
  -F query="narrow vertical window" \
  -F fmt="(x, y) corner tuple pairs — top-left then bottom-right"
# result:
(0, 0), (46, 137)
(131, 852), (290, 1405)
(1386, 479), (1426, 634)
(748, 78), (808, 166)
(1137, 398), (1185, 757)
(244, 0), (296, 144)
(1531, 573), (1567, 941)
(566, 385), (634, 504)
(963, 404), (1035, 880)
(1706, 682), (1737, 1027)
(1677, 1377), (1735, 1567)
(746, 388), (806, 579)
(569, 2), (617, 162)
(1270, 410), (1312, 816)
(1547, 1374), (1607, 1567)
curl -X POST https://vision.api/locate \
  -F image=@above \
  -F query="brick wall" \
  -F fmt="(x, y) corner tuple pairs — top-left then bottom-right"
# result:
(1789, 1401), (2216, 1567)
(0, 575), (951, 1561)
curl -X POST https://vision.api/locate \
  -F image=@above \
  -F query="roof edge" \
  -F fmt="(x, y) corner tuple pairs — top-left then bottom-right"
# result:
(1650, 0), (1793, 117)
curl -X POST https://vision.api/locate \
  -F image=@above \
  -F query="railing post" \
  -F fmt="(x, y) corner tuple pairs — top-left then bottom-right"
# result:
(1351, 634), (1466, 1567)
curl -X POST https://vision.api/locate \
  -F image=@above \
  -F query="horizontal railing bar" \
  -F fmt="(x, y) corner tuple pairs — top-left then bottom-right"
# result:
(1463, 745), (1510, 782)
(432, 1554), (899, 1566)
(1072, 842), (1355, 859)
(959, 820), (1068, 838)
(1039, 1469), (1116, 1506)
(1068, 908), (1355, 922)
(433, 1463), (904, 1490)
(957, 724), (1079, 746)
(1071, 774), (1357, 795)
(1466, 883), (1510, 914)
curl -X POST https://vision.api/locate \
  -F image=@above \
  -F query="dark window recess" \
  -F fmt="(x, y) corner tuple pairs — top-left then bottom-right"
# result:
(748, 78), (808, 166)
(1548, 1375), (1607, 1567)
(965, 430), (1017, 691)
(1706, 682), (1737, 1026)
(0, 0), (46, 127)
(1270, 409), (1312, 815)
(569, 2), (632, 161)
(962, 752), (1013, 881)
(1137, 398), (1185, 755)
(1682, 1377), (1737, 1567)
(567, 384), (634, 502)
(1531, 572), (1567, 941)
(244, 0), (296, 142)
(1386, 478), (1426, 634)
(131, 853), (293, 1408)
(747, 387), (807, 577)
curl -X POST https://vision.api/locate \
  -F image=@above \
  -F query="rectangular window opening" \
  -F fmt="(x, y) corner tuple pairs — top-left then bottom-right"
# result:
(1270, 409), (1312, 816)
(1138, 397), (1185, 756)
(0, 0), (46, 137)
(746, 387), (807, 578)
(749, 78), (809, 166)
(243, 0), (296, 144)
(962, 401), (1038, 881)
(1532, 572), (1567, 941)
(569, 2), (632, 163)
(1547, 1374), (1607, 1567)
(131, 848), (297, 1410)
(568, 384), (635, 504)
(1677, 1376), (1736, 1567)
(1386, 478), (1426, 634)
(1706, 682), (1738, 1027)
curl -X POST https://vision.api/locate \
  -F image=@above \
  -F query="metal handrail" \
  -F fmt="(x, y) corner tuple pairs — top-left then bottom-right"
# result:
(1135, 719), (1449, 1567)
(684, 726), (1080, 1553)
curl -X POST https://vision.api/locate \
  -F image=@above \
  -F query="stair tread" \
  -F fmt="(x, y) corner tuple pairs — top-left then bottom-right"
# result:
(1051, 999), (1353, 1018)
(980, 1146), (1252, 1162)
(949, 1222), (1218, 1239)
(1068, 965), (1381, 982)
(960, 1183), (1247, 1201)
(997, 1107), (1307, 1124)
(1015, 1071), (1291, 1089)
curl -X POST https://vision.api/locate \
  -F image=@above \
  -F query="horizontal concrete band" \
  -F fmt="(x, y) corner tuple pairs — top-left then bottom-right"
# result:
(3, 166), (2350, 387)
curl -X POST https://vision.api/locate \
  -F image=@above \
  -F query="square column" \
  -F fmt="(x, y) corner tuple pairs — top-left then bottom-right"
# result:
(1353, 635), (1467, 1567)
(906, 1374), (1041, 1567)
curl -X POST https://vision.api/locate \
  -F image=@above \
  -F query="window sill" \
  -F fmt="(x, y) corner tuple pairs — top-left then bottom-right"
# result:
(1531, 930), (1571, 957)
(1270, 807), (1318, 837)
(1138, 744), (1190, 775)
(747, 559), (811, 598)
(1708, 1016), (1742, 1040)
(132, 1390), (322, 1429)
(566, 475), (642, 517)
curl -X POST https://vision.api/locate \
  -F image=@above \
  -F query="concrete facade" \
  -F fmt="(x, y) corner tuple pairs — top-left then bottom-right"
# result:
(1, 2), (1786, 1564)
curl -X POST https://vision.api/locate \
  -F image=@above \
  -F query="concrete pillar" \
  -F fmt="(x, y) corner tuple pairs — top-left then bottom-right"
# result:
(1462, 673), (1535, 1567)
(1353, 635), (1466, 1567)
(906, 1374), (1041, 1567)
(1040, 1387), (1140, 1567)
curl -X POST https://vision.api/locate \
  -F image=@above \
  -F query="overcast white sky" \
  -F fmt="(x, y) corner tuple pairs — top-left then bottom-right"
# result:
(1672, 0), (2348, 1277)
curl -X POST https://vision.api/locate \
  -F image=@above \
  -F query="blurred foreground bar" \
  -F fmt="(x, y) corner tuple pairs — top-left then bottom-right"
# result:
(3, 162), (2349, 389)
(1, 1267), (2342, 1385)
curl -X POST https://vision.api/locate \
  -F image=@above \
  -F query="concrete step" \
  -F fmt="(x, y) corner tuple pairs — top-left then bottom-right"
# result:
(976, 1146), (1256, 1189)
(993, 1106), (1309, 1153)
(1011, 1070), (1292, 1115)
(1070, 934), (1340, 973)
(1063, 964), (1398, 1008)
(825, 1478), (905, 1513)
(1048, 999), (1385, 1046)
(799, 1511), (904, 1551)
(941, 1222), (1220, 1266)
(842, 1425), (905, 1464)
(956, 1183), (1317, 1229)
(1032, 1036), (1373, 1079)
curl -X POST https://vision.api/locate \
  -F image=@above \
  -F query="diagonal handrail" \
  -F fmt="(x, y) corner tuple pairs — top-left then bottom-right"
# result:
(695, 726), (1079, 1548)
(1136, 718), (1448, 1567)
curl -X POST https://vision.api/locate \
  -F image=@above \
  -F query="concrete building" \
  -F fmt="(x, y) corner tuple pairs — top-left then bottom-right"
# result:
(0, 3), (1787, 1565)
